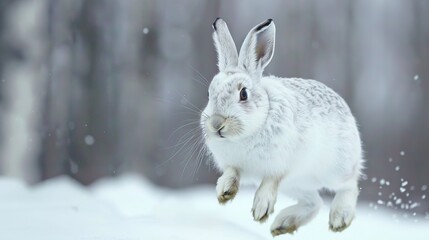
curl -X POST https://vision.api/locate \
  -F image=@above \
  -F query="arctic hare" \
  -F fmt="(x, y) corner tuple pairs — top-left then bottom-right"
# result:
(201, 18), (364, 236)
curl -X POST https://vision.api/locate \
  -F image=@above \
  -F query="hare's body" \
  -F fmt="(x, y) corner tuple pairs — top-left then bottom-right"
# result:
(201, 18), (363, 236)
(208, 77), (362, 191)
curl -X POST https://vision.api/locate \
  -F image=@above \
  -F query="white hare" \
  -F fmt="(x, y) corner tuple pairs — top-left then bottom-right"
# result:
(200, 18), (364, 236)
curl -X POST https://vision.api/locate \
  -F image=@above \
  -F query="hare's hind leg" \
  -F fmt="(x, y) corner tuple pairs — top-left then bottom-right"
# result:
(329, 181), (359, 232)
(270, 191), (322, 236)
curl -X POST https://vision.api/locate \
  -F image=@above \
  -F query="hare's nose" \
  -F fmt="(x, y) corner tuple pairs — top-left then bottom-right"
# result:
(207, 114), (226, 132)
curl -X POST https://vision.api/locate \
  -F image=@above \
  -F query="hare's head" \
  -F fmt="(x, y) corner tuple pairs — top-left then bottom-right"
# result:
(202, 18), (276, 141)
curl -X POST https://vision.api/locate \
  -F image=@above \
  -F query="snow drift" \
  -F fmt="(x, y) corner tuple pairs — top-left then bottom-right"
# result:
(0, 174), (428, 240)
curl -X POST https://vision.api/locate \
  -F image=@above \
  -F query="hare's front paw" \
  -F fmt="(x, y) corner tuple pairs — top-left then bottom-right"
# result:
(216, 172), (239, 204)
(252, 188), (276, 223)
(251, 177), (280, 223)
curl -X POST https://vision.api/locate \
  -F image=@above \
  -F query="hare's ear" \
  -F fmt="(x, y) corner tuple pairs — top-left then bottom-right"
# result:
(238, 19), (276, 79)
(212, 18), (238, 72)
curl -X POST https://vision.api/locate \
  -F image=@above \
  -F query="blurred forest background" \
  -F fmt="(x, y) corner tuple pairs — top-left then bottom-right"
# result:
(0, 0), (428, 214)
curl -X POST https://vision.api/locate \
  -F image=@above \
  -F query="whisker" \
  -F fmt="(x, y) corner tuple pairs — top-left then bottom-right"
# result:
(167, 119), (202, 142)
(192, 139), (209, 180)
(191, 76), (208, 87)
(165, 128), (201, 151)
(153, 79), (213, 183)
(187, 64), (210, 85)
(181, 135), (204, 178)
(153, 94), (205, 118)
(174, 128), (202, 149)
(180, 95), (207, 116)
(157, 128), (201, 168)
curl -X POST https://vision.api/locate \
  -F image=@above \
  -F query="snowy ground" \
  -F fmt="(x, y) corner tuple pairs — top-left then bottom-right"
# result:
(0, 174), (428, 240)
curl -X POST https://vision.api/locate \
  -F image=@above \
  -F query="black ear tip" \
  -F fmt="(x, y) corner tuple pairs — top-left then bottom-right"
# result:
(256, 18), (274, 31)
(212, 17), (221, 31)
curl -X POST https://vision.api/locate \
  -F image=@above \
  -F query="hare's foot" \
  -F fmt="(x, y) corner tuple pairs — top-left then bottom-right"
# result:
(271, 192), (322, 236)
(216, 168), (240, 204)
(329, 185), (358, 232)
(252, 176), (280, 223)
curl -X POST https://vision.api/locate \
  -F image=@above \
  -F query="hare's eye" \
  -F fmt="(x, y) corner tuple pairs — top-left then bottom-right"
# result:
(239, 88), (248, 101)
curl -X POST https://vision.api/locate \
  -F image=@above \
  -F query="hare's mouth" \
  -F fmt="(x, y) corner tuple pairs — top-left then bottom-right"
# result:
(204, 114), (243, 139)
(217, 126), (225, 138)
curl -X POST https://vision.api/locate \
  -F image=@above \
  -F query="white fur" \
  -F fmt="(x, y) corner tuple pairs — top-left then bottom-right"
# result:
(201, 18), (364, 236)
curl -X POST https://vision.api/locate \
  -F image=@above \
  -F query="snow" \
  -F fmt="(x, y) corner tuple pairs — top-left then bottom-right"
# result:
(84, 135), (95, 145)
(395, 198), (403, 205)
(1, 175), (428, 240)
(143, 28), (149, 34)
